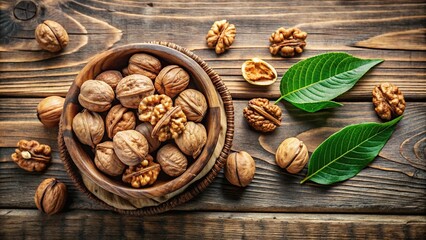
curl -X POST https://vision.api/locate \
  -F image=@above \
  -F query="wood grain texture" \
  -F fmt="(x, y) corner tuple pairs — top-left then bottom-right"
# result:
(0, 0), (425, 99)
(1, 100), (425, 213)
(1, 210), (425, 239)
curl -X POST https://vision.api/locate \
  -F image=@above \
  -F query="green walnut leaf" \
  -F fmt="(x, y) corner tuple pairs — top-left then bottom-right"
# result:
(277, 53), (383, 112)
(301, 116), (403, 185)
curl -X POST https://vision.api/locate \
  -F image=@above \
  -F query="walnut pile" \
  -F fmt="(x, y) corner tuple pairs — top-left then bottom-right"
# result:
(269, 27), (307, 57)
(11, 140), (51, 172)
(243, 98), (282, 132)
(372, 83), (406, 120)
(206, 19), (236, 54)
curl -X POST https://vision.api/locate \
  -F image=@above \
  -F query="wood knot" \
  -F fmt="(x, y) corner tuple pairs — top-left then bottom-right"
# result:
(13, 1), (37, 21)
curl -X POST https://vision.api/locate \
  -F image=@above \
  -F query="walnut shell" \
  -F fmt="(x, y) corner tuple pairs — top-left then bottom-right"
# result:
(95, 70), (123, 90)
(225, 151), (255, 187)
(34, 178), (67, 215)
(94, 141), (125, 176)
(72, 109), (104, 148)
(11, 140), (51, 172)
(175, 122), (207, 158)
(154, 65), (190, 98)
(35, 20), (69, 52)
(37, 96), (65, 127)
(157, 144), (188, 177)
(113, 130), (149, 166)
(105, 104), (136, 139)
(116, 74), (155, 109)
(127, 53), (162, 80)
(78, 80), (115, 112)
(122, 155), (161, 188)
(175, 89), (208, 122)
(275, 137), (309, 174)
(135, 123), (161, 153)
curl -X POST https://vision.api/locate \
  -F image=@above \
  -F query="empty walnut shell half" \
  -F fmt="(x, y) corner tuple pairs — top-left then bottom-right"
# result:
(105, 104), (136, 139)
(72, 109), (104, 148)
(94, 141), (126, 177)
(116, 74), (155, 109)
(34, 178), (67, 215)
(113, 130), (149, 166)
(175, 89), (208, 122)
(157, 144), (188, 177)
(127, 53), (162, 80)
(242, 58), (277, 86)
(243, 98), (282, 132)
(122, 155), (161, 188)
(11, 140), (51, 172)
(95, 70), (123, 90)
(78, 80), (115, 112)
(135, 123), (161, 153)
(155, 65), (190, 98)
(175, 122), (207, 159)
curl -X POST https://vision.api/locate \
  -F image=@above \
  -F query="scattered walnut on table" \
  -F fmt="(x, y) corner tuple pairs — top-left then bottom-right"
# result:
(35, 20), (69, 53)
(206, 19), (236, 54)
(11, 140), (51, 172)
(34, 178), (68, 215)
(275, 137), (309, 174)
(372, 82), (406, 121)
(224, 151), (255, 187)
(37, 96), (65, 127)
(269, 27), (307, 57)
(243, 98), (282, 132)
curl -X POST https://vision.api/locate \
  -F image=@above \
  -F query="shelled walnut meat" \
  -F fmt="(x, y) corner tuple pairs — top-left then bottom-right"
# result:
(157, 144), (188, 177)
(206, 19), (236, 54)
(72, 109), (104, 148)
(105, 104), (136, 139)
(175, 122), (207, 159)
(155, 65), (190, 98)
(122, 155), (161, 188)
(11, 140), (51, 172)
(138, 94), (173, 125)
(34, 178), (67, 215)
(372, 83), (406, 121)
(37, 96), (65, 127)
(113, 130), (149, 166)
(175, 89), (208, 122)
(243, 98), (282, 132)
(94, 141), (125, 177)
(95, 70), (123, 90)
(128, 53), (162, 80)
(269, 27), (307, 57)
(116, 74), (155, 109)
(78, 80), (115, 112)
(35, 20), (69, 53)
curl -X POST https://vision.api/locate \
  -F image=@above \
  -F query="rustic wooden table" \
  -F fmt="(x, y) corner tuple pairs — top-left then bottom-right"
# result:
(1, 0), (425, 239)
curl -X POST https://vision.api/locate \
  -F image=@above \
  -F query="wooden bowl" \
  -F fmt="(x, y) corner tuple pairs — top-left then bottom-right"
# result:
(62, 43), (224, 200)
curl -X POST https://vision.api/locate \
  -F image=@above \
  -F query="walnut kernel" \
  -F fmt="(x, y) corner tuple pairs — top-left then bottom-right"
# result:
(11, 140), (51, 172)
(206, 19), (236, 54)
(372, 83), (406, 120)
(122, 155), (161, 188)
(243, 98), (282, 132)
(269, 27), (307, 57)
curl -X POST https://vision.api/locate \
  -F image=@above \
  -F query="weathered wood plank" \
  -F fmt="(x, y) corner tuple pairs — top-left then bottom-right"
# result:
(1, 99), (424, 213)
(0, 210), (425, 239)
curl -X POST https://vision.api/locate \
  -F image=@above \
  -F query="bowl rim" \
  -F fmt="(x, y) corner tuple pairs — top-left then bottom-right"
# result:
(62, 43), (223, 199)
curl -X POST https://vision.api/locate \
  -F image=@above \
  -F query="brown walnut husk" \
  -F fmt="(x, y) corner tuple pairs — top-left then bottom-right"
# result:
(78, 80), (115, 112)
(94, 141), (125, 177)
(275, 137), (309, 174)
(116, 74), (155, 109)
(105, 104), (136, 139)
(95, 70), (123, 90)
(72, 109), (104, 148)
(11, 140), (51, 172)
(34, 178), (67, 215)
(225, 151), (255, 187)
(122, 155), (161, 188)
(243, 98), (282, 132)
(135, 123), (161, 153)
(269, 27), (307, 57)
(175, 89), (208, 122)
(206, 19), (236, 54)
(127, 53), (162, 80)
(113, 130), (149, 166)
(37, 96), (65, 127)
(372, 83), (406, 121)
(35, 20), (69, 52)
(154, 65), (190, 98)
(157, 144), (188, 177)
(175, 122), (207, 159)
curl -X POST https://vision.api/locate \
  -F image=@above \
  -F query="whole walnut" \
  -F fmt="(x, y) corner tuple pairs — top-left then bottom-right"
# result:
(72, 109), (104, 148)
(116, 74), (155, 109)
(275, 137), (309, 174)
(37, 96), (65, 127)
(175, 122), (207, 159)
(243, 98), (282, 132)
(225, 151), (255, 187)
(78, 80), (115, 112)
(35, 20), (69, 53)
(175, 89), (208, 122)
(122, 155), (161, 188)
(34, 178), (67, 215)
(269, 27), (307, 57)
(105, 104), (136, 139)
(95, 70), (123, 90)
(113, 130), (149, 166)
(135, 123), (161, 153)
(157, 144), (188, 177)
(11, 140), (51, 172)
(206, 19), (236, 54)
(155, 65), (190, 98)
(127, 53), (162, 80)
(94, 141), (125, 176)
(372, 83), (406, 121)
(138, 94), (173, 125)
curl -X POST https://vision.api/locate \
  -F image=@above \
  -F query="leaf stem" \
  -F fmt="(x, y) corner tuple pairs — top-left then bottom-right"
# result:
(274, 96), (285, 104)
